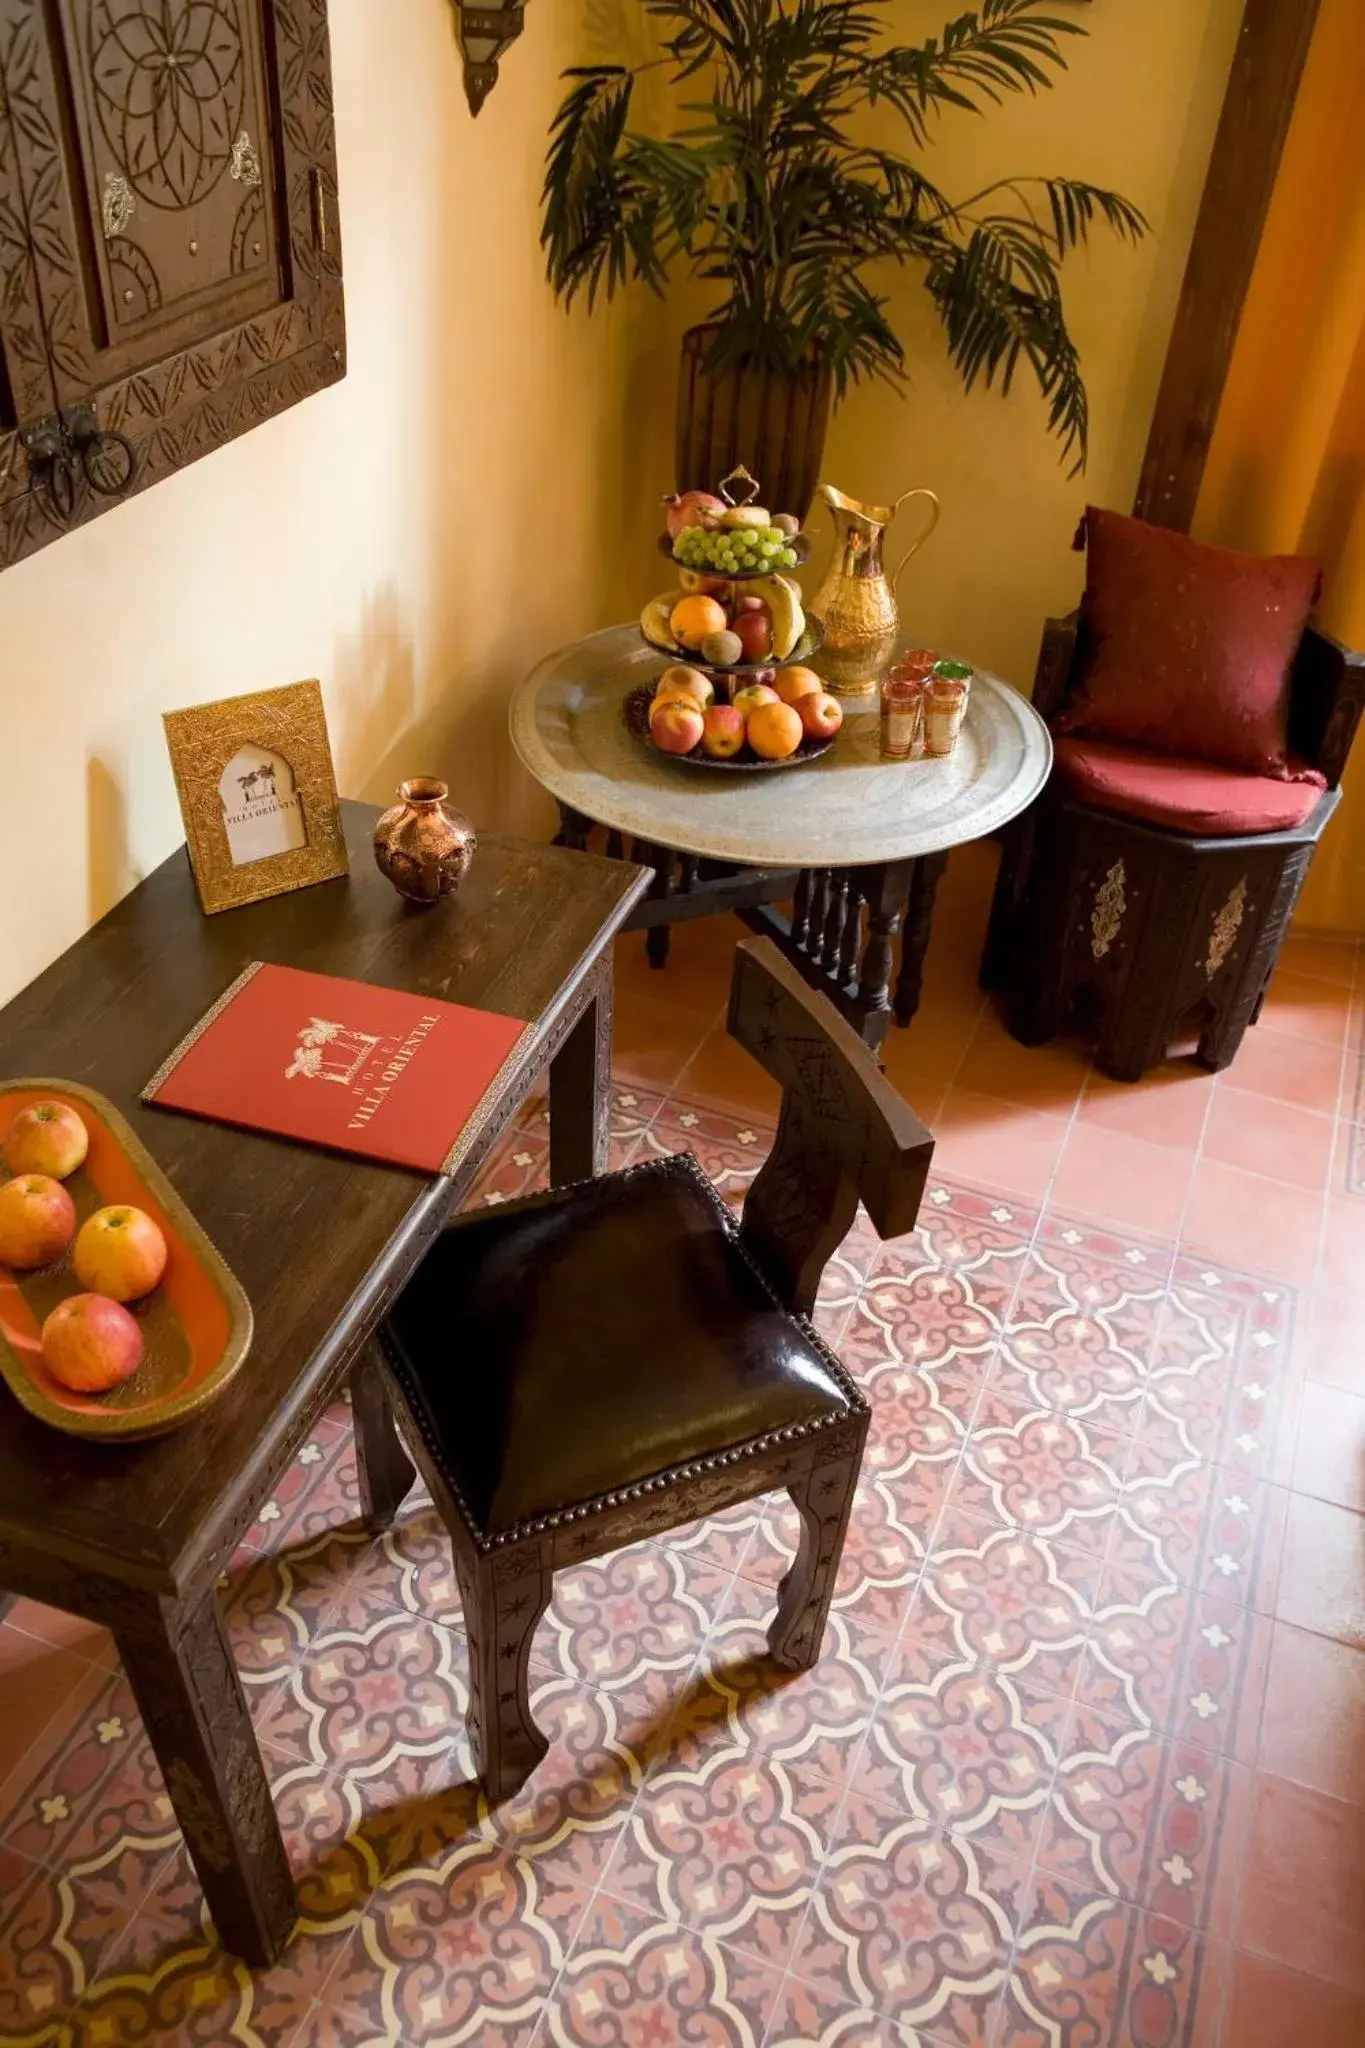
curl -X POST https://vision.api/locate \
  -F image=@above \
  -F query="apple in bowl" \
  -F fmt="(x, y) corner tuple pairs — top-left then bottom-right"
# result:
(799, 692), (844, 740)
(655, 665), (714, 709)
(41, 1293), (143, 1394)
(72, 1205), (167, 1303)
(702, 704), (746, 759)
(650, 696), (705, 756)
(0, 1175), (77, 1271)
(3, 1101), (89, 1181)
(731, 682), (779, 719)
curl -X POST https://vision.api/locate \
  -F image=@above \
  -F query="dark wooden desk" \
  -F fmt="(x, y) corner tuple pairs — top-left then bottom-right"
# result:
(0, 803), (648, 1964)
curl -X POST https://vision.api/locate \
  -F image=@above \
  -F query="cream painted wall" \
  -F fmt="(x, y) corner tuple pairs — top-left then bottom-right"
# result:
(0, 0), (668, 1008)
(0, 0), (1240, 1010)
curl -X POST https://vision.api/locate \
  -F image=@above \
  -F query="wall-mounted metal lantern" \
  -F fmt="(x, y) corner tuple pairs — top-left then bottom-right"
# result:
(453, 3), (527, 115)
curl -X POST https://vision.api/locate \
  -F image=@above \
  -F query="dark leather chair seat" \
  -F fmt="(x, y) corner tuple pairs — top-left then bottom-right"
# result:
(381, 1153), (852, 1540)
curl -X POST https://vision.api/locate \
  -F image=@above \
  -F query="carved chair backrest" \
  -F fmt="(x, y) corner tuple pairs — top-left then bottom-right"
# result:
(1035, 609), (1365, 791)
(725, 939), (934, 1316)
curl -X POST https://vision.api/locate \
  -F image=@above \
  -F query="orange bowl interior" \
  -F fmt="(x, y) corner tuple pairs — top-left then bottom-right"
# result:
(0, 1088), (231, 1420)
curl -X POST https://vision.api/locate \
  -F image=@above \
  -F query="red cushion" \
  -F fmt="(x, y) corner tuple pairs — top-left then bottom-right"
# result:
(1056, 507), (1322, 778)
(1054, 737), (1326, 836)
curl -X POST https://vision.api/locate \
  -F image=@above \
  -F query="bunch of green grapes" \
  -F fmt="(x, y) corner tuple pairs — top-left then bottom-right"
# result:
(673, 524), (800, 574)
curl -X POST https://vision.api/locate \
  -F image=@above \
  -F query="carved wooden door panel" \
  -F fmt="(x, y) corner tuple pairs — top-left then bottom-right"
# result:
(0, 0), (344, 570)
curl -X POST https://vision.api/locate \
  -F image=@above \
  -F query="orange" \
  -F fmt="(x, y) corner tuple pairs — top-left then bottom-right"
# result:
(669, 595), (728, 650)
(774, 666), (822, 706)
(746, 700), (804, 760)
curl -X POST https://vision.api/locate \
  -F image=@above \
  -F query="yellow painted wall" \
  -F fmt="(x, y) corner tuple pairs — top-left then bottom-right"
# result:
(0, 0), (670, 1008)
(812, 0), (1247, 687)
(0, 0), (1241, 1009)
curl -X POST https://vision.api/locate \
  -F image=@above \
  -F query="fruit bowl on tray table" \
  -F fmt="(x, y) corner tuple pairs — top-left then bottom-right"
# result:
(622, 681), (837, 772)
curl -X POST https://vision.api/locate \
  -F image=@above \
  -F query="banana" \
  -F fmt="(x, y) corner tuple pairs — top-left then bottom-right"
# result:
(640, 593), (681, 650)
(748, 574), (806, 661)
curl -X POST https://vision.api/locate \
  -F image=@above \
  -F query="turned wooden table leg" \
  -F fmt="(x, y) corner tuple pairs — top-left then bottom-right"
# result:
(894, 850), (949, 1027)
(351, 1346), (416, 1532)
(553, 802), (593, 852)
(549, 963), (612, 1184)
(855, 861), (915, 1048)
(114, 1589), (296, 1966)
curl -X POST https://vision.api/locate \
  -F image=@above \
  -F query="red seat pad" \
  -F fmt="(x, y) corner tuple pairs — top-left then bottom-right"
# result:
(1053, 736), (1326, 836)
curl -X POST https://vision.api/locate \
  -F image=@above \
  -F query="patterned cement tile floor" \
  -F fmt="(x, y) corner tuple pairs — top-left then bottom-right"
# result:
(1, 843), (1364, 2046)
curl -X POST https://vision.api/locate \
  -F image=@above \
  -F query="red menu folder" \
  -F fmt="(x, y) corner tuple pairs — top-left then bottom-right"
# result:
(143, 963), (528, 1175)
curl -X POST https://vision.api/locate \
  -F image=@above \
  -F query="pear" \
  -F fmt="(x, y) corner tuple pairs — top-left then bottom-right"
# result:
(720, 505), (771, 530)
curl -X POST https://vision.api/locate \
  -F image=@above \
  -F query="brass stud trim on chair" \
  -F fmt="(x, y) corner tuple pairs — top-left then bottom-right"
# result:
(377, 1152), (867, 1555)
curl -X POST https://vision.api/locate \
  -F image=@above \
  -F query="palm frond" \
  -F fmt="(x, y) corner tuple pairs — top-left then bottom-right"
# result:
(539, 0), (1144, 466)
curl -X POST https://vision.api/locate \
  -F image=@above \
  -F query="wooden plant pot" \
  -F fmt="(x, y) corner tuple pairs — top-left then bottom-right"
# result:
(675, 324), (834, 521)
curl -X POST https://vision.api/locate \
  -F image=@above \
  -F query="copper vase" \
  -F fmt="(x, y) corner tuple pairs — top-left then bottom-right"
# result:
(810, 483), (941, 696)
(373, 779), (476, 906)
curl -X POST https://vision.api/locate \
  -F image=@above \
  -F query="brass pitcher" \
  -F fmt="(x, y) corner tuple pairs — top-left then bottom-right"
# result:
(810, 483), (941, 695)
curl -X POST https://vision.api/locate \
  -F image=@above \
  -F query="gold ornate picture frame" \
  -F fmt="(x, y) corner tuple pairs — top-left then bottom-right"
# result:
(163, 681), (349, 916)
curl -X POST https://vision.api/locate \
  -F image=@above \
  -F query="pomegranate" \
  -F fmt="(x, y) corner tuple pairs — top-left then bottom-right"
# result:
(663, 490), (726, 540)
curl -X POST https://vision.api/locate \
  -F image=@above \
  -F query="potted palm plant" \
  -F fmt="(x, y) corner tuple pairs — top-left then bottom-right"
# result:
(541, 0), (1147, 513)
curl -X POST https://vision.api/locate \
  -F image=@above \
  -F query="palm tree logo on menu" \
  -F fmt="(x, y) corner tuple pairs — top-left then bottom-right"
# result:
(285, 1019), (382, 1087)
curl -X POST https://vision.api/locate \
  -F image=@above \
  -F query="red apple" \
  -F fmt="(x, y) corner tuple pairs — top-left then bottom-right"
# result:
(731, 682), (779, 718)
(702, 704), (746, 758)
(799, 691), (844, 739)
(72, 1204), (168, 1303)
(41, 1293), (143, 1394)
(3, 1101), (89, 1181)
(663, 489), (726, 539)
(650, 696), (705, 755)
(0, 1175), (77, 1271)
(732, 595), (766, 617)
(732, 609), (774, 663)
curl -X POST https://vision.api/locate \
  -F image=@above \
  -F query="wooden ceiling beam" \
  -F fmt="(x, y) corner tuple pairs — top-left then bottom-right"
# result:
(1134, 0), (1322, 533)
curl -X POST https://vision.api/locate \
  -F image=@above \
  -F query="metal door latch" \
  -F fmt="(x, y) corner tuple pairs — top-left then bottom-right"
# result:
(21, 404), (138, 525)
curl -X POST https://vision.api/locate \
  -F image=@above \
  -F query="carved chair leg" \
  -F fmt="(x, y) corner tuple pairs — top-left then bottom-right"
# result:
(465, 1544), (554, 1804)
(1095, 991), (1172, 1084)
(114, 1590), (296, 1966)
(351, 1347), (416, 1533)
(767, 1428), (866, 1673)
(1197, 1000), (1259, 1072)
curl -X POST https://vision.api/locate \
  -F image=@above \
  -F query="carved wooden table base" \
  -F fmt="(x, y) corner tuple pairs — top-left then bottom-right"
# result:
(556, 805), (949, 1053)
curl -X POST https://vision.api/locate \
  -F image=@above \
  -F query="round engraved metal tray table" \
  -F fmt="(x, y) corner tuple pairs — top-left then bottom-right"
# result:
(512, 624), (1052, 1049)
